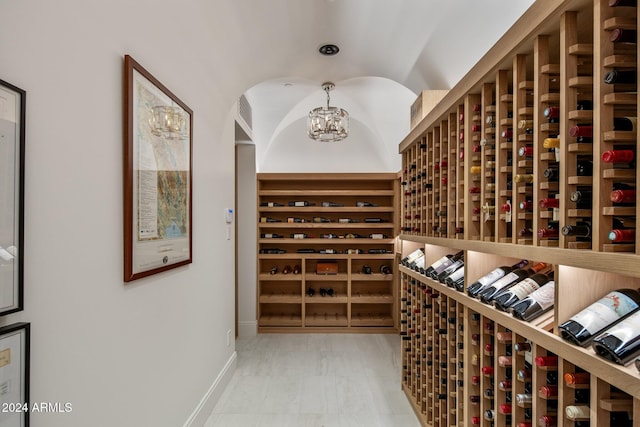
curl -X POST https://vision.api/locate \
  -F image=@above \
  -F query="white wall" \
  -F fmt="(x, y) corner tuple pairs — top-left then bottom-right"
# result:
(0, 1), (241, 426)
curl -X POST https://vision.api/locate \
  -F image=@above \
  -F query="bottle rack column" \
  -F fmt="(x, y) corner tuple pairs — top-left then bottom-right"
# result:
(457, 104), (466, 239)
(561, 10), (596, 250)
(594, 0), (638, 253)
(481, 83), (497, 242)
(513, 54), (536, 245)
(535, 34), (563, 248)
(496, 69), (514, 243)
(438, 120), (448, 237)
(448, 112), (459, 239)
(466, 94), (483, 240)
(433, 126), (445, 237)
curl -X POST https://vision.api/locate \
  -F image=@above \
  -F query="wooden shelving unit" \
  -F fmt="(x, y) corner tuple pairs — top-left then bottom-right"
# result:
(399, 0), (639, 425)
(257, 173), (399, 332)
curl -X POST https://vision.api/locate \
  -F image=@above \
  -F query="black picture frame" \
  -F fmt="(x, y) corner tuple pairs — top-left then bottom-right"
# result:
(0, 322), (30, 427)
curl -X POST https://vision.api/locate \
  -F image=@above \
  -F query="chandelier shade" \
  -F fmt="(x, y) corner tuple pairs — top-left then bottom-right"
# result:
(308, 82), (349, 142)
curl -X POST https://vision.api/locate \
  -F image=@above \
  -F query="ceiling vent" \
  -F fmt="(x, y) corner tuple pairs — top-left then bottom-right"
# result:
(238, 94), (252, 130)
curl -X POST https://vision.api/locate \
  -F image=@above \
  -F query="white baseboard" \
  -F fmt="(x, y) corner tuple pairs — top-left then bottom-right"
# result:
(182, 351), (237, 427)
(238, 320), (257, 337)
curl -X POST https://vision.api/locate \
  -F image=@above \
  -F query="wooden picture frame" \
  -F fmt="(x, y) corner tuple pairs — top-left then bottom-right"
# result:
(0, 79), (25, 315)
(0, 322), (30, 427)
(123, 55), (193, 282)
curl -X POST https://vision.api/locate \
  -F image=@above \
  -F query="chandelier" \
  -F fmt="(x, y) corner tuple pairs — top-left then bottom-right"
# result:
(149, 105), (188, 140)
(308, 82), (349, 142)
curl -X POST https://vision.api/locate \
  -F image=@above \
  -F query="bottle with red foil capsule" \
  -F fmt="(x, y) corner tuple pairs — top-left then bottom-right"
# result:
(610, 28), (637, 43)
(538, 415), (557, 427)
(544, 106), (559, 123)
(535, 355), (558, 367)
(484, 343), (494, 355)
(564, 372), (589, 385)
(471, 124), (482, 132)
(473, 144), (481, 152)
(608, 228), (635, 243)
(502, 128), (513, 141)
(517, 422), (532, 427)
(569, 124), (593, 143)
(518, 145), (533, 157)
(473, 104), (481, 112)
(539, 385), (558, 398)
(539, 198), (560, 209)
(473, 207), (481, 215)
(517, 367), (531, 381)
(498, 355), (512, 366)
(518, 200), (535, 212)
(499, 403), (513, 414)
(610, 188), (635, 204)
(502, 203), (511, 212)
(481, 366), (494, 376)
(469, 186), (481, 194)
(471, 416), (480, 426)
(459, 131), (465, 141)
(471, 375), (481, 385)
(499, 379), (512, 390)
(602, 149), (634, 164)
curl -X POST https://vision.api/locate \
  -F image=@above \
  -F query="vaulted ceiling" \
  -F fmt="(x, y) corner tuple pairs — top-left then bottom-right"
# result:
(234, 0), (536, 170)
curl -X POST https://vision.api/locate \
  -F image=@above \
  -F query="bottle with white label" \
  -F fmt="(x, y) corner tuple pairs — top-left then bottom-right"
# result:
(592, 309), (640, 365)
(510, 281), (556, 322)
(558, 289), (640, 347)
(479, 262), (548, 304)
(467, 260), (529, 297)
(494, 271), (554, 311)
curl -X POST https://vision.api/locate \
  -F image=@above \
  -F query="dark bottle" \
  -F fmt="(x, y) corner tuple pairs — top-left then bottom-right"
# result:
(577, 100), (593, 110)
(543, 166), (559, 181)
(519, 200), (534, 211)
(613, 117), (637, 132)
(592, 310), (640, 365)
(604, 69), (637, 85)
(494, 270), (554, 311)
(570, 189), (591, 208)
(609, 0), (637, 5)
(561, 222), (591, 239)
(502, 128), (513, 141)
(544, 106), (559, 123)
(513, 342), (531, 352)
(518, 145), (533, 157)
(479, 262), (548, 304)
(467, 260), (529, 297)
(610, 28), (637, 43)
(511, 280), (556, 321)
(559, 289), (640, 346)
(576, 160), (593, 176)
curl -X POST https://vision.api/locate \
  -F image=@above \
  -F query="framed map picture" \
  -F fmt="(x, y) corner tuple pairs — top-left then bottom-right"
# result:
(0, 322), (30, 427)
(0, 79), (25, 315)
(123, 55), (193, 282)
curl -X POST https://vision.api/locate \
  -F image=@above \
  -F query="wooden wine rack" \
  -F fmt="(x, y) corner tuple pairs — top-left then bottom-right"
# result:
(257, 173), (399, 332)
(400, 0), (640, 424)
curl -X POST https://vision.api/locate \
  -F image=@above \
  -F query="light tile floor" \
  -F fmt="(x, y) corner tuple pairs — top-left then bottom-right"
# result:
(205, 334), (421, 427)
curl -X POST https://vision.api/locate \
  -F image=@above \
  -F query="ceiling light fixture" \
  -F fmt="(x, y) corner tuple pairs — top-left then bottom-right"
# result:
(308, 82), (349, 142)
(319, 44), (340, 56)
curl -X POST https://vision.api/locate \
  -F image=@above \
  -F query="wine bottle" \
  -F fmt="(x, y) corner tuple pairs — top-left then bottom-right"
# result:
(538, 223), (559, 239)
(543, 137), (560, 149)
(380, 265), (392, 275)
(576, 160), (593, 176)
(467, 260), (529, 297)
(519, 200), (534, 211)
(445, 265), (465, 288)
(429, 251), (464, 280)
(493, 270), (554, 311)
(592, 309), (640, 364)
(543, 166), (559, 181)
(565, 405), (590, 420)
(437, 258), (464, 283)
(514, 174), (534, 184)
(564, 372), (589, 385)
(502, 129), (513, 141)
(478, 262), (548, 304)
(610, 28), (637, 43)
(561, 222), (591, 239)
(538, 197), (560, 209)
(544, 106), (559, 123)
(608, 228), (635, 243)
(559, 289), (640, 346)
(611, 188), (635, 204)
(538, 415), (557, 427)
(577, 100), (593, 110)
(288, 201), (314, 207)
(569, 125), (592, 142)
(609, 0), (637, 5)
(402, 248), (424, 266)
(602, 149), (634, 164)
(604, 69), (637, 85)
(423, 252), (453, 276)
(570, 188), (592, 209)
(614, 117), (637, 132)
(511, 281), (555, 321)
(514, 342), (531, 352)
(518, 145), (533, 157)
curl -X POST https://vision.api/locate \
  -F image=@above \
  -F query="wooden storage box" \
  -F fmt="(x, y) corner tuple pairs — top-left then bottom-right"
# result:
(410, 90), (449, 129)
(316, 262), (338, 275)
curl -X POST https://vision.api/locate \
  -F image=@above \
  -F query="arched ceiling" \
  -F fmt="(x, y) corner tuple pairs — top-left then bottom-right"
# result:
(233, 0), (536, 170)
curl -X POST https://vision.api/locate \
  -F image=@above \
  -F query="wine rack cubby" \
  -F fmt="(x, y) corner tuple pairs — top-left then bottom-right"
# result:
(399, 1), (640, 422)
(400, 241), (640, 427)
(257, 173), (399, 332)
